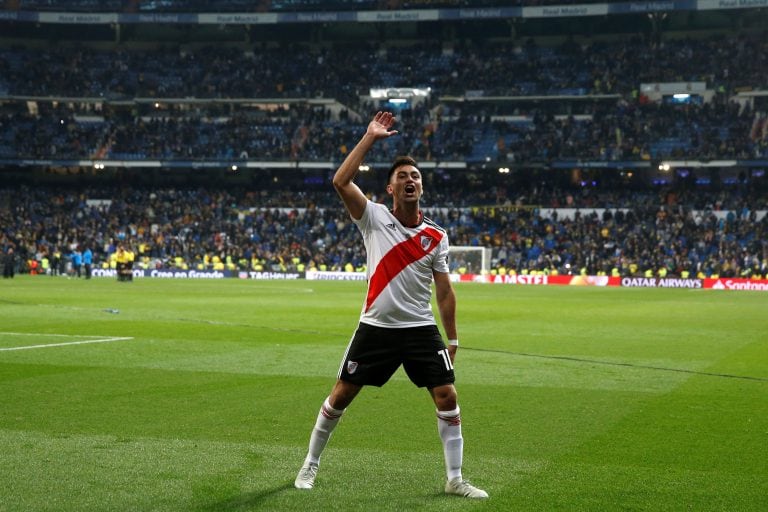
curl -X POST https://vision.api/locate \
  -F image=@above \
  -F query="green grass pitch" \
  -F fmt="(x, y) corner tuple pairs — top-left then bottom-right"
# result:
(1, 276), (766, 511)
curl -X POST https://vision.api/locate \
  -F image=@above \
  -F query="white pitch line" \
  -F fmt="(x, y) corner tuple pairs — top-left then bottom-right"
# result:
(0, 336), (133, 351)
(0, 332), (92, 337)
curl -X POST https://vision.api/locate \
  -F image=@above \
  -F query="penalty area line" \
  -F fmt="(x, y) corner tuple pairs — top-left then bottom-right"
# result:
(0, 335), (134, 351)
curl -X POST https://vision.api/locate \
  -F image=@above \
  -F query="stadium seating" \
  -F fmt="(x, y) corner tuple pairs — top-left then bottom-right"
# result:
(0, 4), (766, 279)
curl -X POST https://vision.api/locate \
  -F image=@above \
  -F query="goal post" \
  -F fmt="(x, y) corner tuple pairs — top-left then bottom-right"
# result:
(448, 246), (491, 275)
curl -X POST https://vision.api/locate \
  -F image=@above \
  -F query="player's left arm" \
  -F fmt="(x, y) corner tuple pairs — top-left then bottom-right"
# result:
(433, 270), (458, 363)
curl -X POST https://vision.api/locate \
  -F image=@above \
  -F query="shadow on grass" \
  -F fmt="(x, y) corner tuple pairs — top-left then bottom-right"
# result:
(202, 482), (294, 512)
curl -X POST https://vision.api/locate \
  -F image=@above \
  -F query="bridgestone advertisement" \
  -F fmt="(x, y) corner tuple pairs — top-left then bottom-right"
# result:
(305, 271), (367, 281)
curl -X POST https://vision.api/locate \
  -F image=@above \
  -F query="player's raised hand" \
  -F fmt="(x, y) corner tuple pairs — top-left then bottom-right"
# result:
(367, 111), (398, 139)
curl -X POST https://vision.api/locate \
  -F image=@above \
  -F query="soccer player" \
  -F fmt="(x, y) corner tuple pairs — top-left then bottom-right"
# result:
(294, 111), (488, 499)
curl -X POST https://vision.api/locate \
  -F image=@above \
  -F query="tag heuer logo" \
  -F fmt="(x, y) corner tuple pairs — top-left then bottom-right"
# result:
(420, 236), (433, 251)
(347, 361), (358, 374)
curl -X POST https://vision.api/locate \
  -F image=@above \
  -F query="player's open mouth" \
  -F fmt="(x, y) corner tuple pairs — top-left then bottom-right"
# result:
(404, 184), (416, 194)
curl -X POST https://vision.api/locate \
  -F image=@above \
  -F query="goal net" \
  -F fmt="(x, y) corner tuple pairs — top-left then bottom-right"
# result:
(448, 246), (491, 275)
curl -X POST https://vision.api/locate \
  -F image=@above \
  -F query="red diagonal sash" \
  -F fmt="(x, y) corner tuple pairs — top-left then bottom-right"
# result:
(365, 226), (444, 312)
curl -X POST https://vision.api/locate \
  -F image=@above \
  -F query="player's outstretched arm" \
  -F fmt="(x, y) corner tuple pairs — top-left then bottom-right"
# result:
(332, 111), (398, 220)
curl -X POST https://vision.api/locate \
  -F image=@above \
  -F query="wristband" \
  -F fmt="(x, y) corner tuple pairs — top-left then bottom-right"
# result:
(447, 339), (459, 346)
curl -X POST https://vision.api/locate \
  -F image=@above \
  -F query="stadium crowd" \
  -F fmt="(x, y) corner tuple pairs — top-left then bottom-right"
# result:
(1, 183), (766, 280)
(2, 3), (767, 283)
(3, 35), (767, 99)
(2, 97), (767, 163)
(1, 34), (767, 163)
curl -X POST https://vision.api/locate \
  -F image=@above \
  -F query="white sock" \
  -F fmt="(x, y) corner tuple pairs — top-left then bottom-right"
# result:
(304, 397), (345, 466)
(437, 406), (463, 481)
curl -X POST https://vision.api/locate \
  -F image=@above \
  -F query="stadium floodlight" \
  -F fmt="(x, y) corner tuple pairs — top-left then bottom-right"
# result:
(498, 167), (510, 174)
(659, 162), (671, 171)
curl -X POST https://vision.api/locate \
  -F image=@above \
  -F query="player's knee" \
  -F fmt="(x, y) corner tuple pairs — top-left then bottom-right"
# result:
(329, 380), (361, 409)
(430, 384), (457, 410)
(436, 396), (458, 411)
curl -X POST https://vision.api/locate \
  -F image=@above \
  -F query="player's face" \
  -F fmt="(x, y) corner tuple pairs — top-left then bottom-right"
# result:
(387, 165), (422, 203)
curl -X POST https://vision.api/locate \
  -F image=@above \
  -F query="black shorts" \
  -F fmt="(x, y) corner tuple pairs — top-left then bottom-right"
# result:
(338, 323), (455, 389)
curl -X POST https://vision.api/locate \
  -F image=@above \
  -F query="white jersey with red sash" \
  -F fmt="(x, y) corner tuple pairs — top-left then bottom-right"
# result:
(352, 200), (450, 328)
